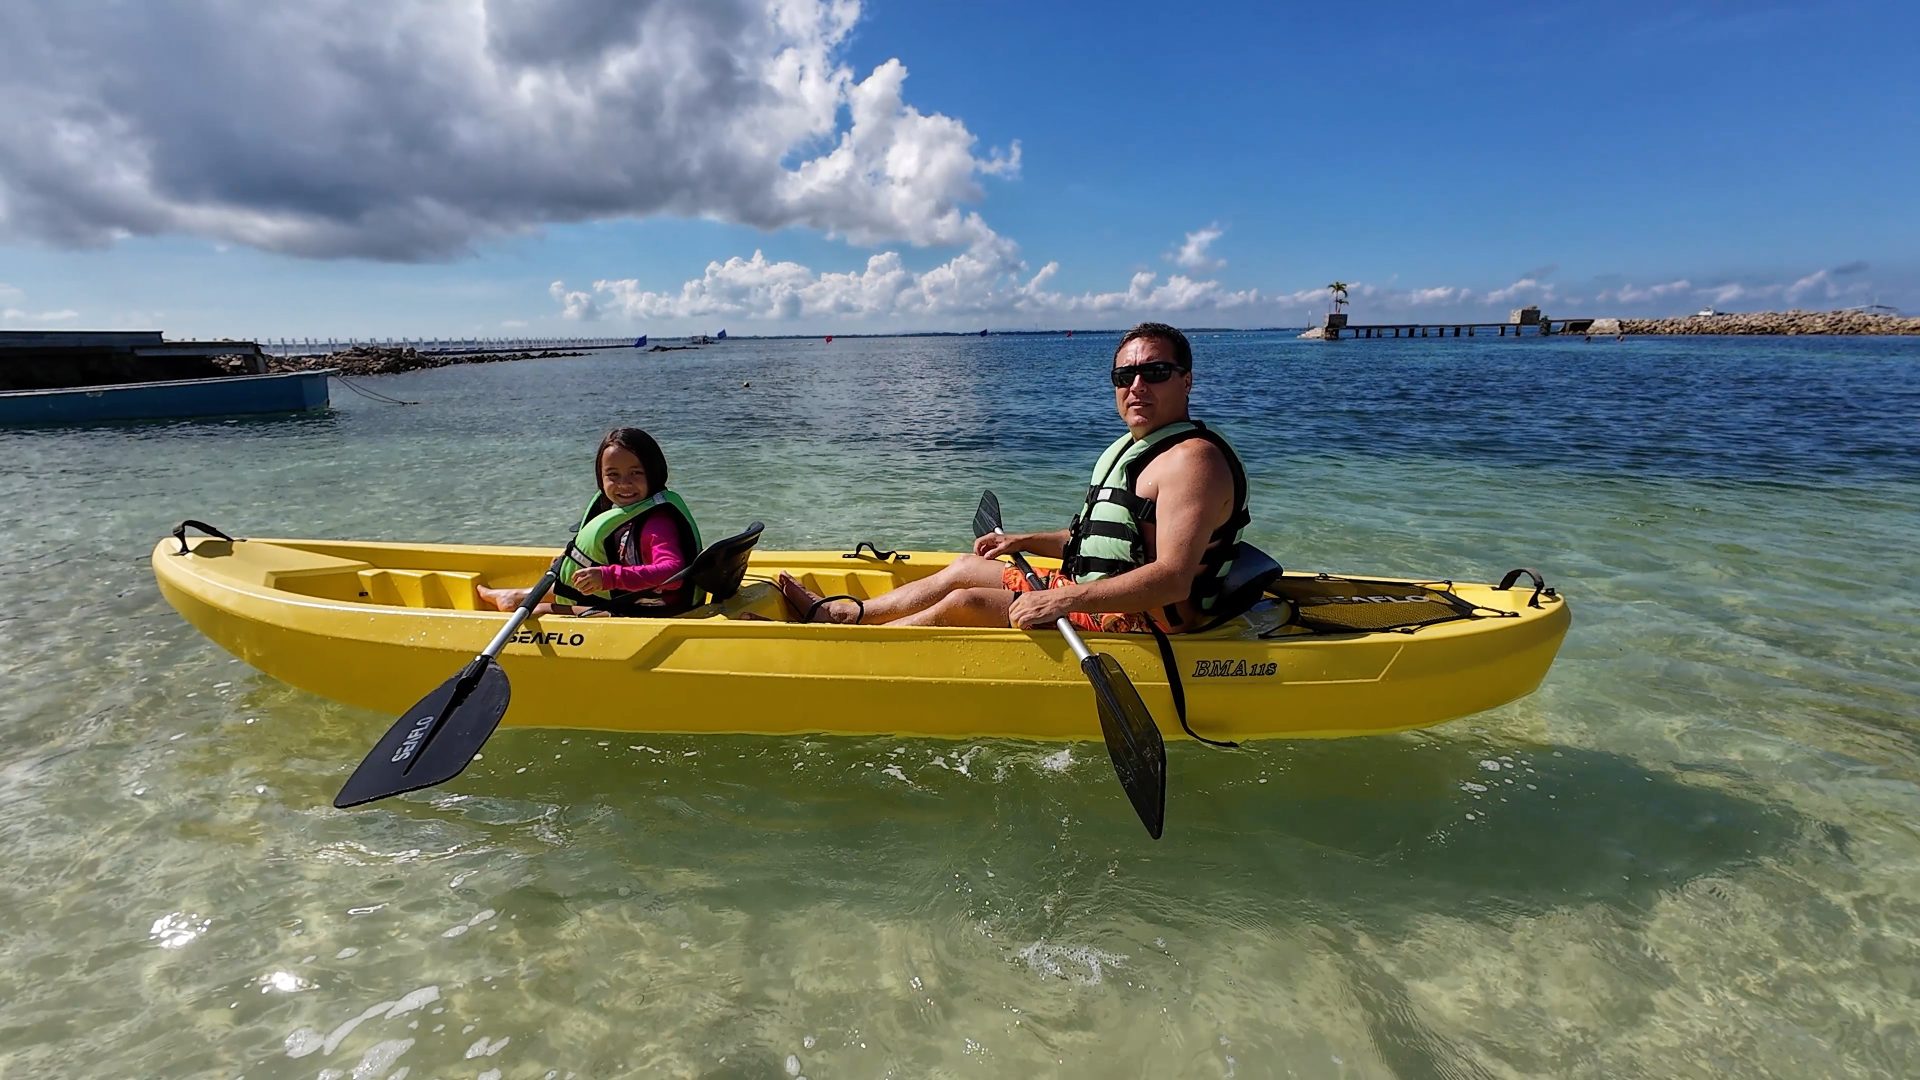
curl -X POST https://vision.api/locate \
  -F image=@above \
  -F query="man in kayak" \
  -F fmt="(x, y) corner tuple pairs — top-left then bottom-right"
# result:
(777, 322), (1250, 632)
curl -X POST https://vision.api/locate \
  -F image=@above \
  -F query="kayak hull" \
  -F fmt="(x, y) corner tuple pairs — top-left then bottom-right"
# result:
(153, 536), (1570, 741)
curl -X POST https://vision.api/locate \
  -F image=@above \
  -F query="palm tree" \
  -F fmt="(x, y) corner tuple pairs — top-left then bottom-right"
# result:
(1326, 281), (1350, 313)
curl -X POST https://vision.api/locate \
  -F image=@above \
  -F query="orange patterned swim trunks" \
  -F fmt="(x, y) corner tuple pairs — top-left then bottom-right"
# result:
(1001, 565), (1156, 634)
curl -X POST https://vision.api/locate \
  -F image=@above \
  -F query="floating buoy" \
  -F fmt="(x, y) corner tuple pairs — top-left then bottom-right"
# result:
(741, 380), (751, 388)
(824, 335), (833, 343)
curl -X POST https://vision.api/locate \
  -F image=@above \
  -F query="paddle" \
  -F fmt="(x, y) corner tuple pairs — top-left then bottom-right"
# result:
(333, 554), (565, 808)
(973, 489), (1168, 839)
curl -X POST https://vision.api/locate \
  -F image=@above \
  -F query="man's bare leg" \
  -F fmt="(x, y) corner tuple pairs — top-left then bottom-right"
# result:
(776, 555), (1007, 624)
(889, 586), (1017, 627)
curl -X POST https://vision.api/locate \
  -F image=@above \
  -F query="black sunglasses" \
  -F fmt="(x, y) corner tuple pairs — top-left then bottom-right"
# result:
(1109, 361), (1188, 388)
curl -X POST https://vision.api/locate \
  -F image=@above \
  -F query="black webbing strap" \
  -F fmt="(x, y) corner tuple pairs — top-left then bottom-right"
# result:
(842, 541), (909, 563)
(171, 519), (235, 555)
(1144, 620), (1239, 749)
(1495, 568), (1552, 609)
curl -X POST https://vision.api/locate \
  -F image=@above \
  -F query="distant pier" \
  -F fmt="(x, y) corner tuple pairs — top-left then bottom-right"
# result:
(1307, 306), (1596, 340)
(261, 336), (638, 358)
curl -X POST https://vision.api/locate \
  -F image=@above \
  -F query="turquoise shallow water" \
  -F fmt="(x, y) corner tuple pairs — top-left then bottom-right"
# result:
(1, 332), (1916, 1077)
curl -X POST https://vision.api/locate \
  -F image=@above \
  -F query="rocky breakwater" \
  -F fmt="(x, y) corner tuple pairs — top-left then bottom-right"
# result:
(1620, 310), (1920, 336)
(267, 345), (585, 377)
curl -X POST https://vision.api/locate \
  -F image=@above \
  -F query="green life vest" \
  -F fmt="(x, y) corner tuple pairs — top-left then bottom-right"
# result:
(1060, 420), (1251, 625)
(554, 489), (704, 615)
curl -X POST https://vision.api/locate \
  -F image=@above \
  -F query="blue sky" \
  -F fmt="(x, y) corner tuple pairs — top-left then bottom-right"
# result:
(1, 0), (1914, 338)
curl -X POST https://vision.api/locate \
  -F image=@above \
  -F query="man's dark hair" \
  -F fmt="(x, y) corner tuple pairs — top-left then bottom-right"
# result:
(1114, 322), (1193, 370)
(596, 426), (669, 497)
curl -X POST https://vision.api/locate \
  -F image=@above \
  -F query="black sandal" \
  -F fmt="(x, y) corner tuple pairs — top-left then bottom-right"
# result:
(805, 594), (864, 625)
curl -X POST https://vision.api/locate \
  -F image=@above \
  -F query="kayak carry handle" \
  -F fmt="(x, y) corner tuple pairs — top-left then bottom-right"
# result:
(171, 519), (236, 555)
(843, 541), (909, 563)
(1496, 568), (1553, 608)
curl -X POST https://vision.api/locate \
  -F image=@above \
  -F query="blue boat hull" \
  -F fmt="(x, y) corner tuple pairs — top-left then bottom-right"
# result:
(0, 370), (331, 426)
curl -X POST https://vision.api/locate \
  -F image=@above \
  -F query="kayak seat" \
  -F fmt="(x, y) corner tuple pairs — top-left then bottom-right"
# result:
(663, 521), (764, 603)
(1193, 542), (1285, 631)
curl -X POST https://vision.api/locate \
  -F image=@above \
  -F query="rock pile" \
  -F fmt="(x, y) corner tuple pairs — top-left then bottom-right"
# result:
(1619, 310), (1920, 335)
(266, 345), (586, 376)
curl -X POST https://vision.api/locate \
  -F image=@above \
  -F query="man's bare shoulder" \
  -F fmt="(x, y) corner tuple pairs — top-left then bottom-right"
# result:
(1142, 435), (1231, 482)
(1137, 435), (1232, 507)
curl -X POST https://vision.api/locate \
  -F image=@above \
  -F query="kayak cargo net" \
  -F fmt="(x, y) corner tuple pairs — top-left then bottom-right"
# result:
(1266, 575), (1496, 634)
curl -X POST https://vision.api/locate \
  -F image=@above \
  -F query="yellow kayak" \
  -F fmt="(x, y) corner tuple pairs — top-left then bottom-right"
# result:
(152, 530), (1569, 742)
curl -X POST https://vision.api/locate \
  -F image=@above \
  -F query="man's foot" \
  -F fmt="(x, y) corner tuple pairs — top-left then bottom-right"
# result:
(775, 572), (859, 624)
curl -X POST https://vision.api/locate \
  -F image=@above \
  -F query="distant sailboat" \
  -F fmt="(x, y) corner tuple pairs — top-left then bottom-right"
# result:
(715, 329), (727, 340)
(978, 328), (988, 337)
(634, 334), (648, 348)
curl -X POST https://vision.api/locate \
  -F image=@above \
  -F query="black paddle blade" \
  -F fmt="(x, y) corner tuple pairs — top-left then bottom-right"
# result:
(334, 658), (510, 808)
(1082, 653), (1168, 839)
(972, 489), (1003, 539)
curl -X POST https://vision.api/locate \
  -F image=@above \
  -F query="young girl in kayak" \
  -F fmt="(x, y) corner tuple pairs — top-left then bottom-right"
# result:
(476, 427), (699, 616)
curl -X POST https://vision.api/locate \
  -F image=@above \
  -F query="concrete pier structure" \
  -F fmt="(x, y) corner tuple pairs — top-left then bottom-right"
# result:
(0, 331), (267, 392)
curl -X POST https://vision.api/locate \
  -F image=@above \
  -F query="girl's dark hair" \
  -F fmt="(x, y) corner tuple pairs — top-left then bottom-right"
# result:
(596, 427), (669, 497)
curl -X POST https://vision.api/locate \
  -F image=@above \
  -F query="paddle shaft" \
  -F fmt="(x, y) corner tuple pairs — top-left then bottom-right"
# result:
(994, 530), (1093, 663)
(397, 555), (561, 778)
(479, 556), (565, 659)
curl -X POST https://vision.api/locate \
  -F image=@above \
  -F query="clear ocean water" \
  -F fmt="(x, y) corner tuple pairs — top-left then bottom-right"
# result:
(1, 331), (1915, 1078)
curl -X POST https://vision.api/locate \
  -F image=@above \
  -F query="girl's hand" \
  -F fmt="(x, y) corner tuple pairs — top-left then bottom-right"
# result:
(570, 567), (606, 593)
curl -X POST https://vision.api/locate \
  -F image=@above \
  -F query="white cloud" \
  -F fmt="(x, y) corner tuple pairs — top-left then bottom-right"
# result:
(1170, 225), (1225, 273)
(1483, 278), (1557, 305)
(500, 319), (529, 329)
(0, 1), (1018, 261)
(549, 280), (601, 322)
(1692, 278), (1819, 309)
(0, 283), (79, 324)
(558, 236), (1264, 325)
(554, 259), (1898, 329)
(1, 307), (80, 324)
(1784, 268), (1859, 304)
(1597, 279), (1692, 303)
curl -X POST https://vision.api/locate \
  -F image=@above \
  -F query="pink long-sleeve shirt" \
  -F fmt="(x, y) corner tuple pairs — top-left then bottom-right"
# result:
(599, 513), (690, 594)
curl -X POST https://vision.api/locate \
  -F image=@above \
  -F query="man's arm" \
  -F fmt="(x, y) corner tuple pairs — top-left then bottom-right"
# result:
(1008, 441), (1233, 626)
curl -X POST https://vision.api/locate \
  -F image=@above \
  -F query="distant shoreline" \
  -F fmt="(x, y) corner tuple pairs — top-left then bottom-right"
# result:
(253, 311), (1919, 380)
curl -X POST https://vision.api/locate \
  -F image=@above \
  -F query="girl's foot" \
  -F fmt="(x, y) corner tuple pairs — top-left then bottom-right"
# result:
(476, 585), (528, 612)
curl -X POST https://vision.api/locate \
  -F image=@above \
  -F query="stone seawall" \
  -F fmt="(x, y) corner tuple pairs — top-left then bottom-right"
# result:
(1620, 310), (1920, 335)
(266, 346), (585, 377)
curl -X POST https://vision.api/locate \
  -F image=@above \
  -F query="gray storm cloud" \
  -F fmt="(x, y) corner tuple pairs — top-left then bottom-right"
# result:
(0, 0), (1015, 260)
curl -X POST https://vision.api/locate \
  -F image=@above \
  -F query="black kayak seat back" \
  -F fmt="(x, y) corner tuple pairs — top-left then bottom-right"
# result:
(1196, 541), (1285, 631)
(665, 521), (764, 602)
